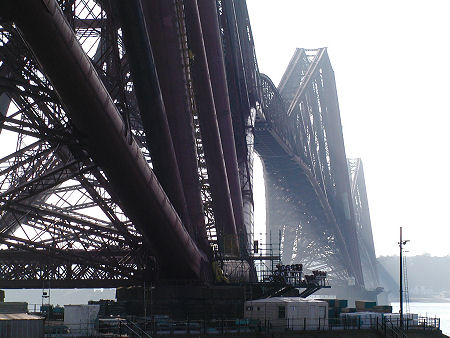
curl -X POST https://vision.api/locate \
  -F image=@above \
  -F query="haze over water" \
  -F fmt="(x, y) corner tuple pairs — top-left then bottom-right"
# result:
(391, 302), (450, 336)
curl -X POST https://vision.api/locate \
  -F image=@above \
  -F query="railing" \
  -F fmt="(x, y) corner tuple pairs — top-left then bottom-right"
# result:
(121, 314), (441, 336)
(121, 320), (152, 338)
(376, 320), (407, 338)
(40, 312), (442, 336)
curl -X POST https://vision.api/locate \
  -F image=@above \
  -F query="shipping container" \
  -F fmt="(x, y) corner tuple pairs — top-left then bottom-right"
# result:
(340, 311), (383, 328)
(355, 300), (376, 310)
(244, 297), (328, 330)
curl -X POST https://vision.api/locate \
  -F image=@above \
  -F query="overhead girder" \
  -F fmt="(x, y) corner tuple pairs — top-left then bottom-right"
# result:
(3, 0), (209, 280)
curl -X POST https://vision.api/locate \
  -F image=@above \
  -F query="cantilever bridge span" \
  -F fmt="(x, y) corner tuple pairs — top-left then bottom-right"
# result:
(0, 0), (378, 291)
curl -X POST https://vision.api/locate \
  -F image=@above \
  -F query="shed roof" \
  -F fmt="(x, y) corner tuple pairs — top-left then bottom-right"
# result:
(246, 297), (327, 304)
(0, 313), (44, 320)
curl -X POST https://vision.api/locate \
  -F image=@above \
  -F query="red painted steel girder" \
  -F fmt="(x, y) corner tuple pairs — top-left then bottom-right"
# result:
(184, 0), (239, 255)
(197, 0), (247, 251)
(141, 0), (211, 255)
(115, 0), (194, 240)
(5, 0), (209, 279)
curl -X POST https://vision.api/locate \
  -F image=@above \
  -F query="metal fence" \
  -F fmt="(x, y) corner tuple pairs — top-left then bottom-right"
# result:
(40, 313), (441, 336)
(98, 315), (441, 336)
(329, 315), (440, 331)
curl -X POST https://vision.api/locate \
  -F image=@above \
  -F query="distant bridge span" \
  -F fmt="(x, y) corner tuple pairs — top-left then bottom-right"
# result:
(256, 48), (376, 288)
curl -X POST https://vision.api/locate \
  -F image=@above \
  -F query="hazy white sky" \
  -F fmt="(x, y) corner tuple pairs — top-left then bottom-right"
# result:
(247, 0), (450, 257)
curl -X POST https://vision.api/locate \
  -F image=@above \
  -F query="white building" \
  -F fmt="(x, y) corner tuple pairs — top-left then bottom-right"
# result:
(244, 297), (328, 330)
(64, 304), (100, 335)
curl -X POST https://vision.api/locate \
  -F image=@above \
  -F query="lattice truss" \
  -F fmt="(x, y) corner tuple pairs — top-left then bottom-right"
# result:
(0, 0), (164, 285)
(348, 158), (380, 289)
(257, 48), (364, 286)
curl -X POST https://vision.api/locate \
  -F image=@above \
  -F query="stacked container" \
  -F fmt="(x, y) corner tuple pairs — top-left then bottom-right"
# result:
(319, 299), (348, 320)
(355, 300), (376, 311)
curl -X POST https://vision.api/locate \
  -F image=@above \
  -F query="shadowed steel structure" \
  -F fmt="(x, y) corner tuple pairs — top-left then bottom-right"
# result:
(0, 1), (378, 290)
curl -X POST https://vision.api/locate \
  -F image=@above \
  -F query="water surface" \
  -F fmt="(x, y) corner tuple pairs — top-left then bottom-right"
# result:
(391, 302), (450, 336)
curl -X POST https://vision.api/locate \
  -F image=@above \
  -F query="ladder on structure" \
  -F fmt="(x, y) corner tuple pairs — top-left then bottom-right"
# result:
(403, 254), (410, 315)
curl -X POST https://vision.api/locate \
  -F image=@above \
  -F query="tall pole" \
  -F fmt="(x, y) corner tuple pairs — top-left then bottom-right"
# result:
(399, 227), (403, 328)
(399, 227), (409, 328)
(144, 281), (147, 318)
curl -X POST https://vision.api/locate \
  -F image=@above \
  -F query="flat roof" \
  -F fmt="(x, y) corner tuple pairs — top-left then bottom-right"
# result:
(246, 297), (327, 304)
(0, 313), (43, 320)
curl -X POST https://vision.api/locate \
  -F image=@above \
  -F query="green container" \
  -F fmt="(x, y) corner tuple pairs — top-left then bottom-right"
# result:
(328, 308), (336, 318)
(53, 306), (64, 314)
(355, 300), (376, 309)
(320, 299), (336, 307)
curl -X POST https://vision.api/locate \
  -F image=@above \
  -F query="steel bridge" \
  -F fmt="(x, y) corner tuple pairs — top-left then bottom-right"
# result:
(0, 0), (379, 292)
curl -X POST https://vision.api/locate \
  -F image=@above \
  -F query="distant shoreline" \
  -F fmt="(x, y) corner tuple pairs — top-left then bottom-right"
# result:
(391, 298), (450, 304)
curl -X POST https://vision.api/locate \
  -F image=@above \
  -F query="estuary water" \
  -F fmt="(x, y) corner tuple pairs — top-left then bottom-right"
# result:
(391, 302), (450, 336)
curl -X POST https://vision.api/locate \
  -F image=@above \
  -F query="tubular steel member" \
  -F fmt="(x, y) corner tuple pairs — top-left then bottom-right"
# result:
(6, 0), (210, 280)
(220, 0), (255, 251)
(184, 0), (239, 256)
(140, 0), (211, 256)
(197, 0), (247, 253)
(320, 54), (364, 286)
(114, 0), (194, 238)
